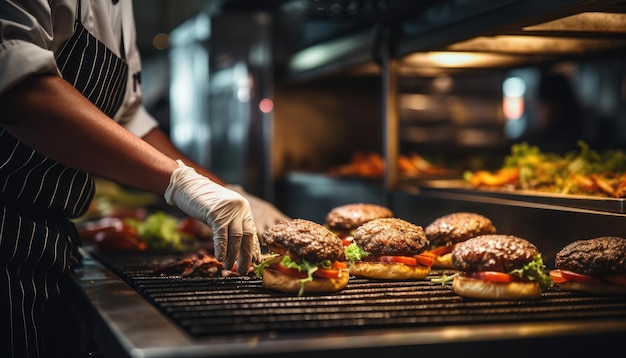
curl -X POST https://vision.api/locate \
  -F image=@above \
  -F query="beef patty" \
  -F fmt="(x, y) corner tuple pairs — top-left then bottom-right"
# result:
(555, 236), (626, 275)
(352, 217), (429, 256)
(424, 212), (496, 246)
(452, 234), (539, 272)
(263, 219), (345, 263)
(326, 203), (393, 231)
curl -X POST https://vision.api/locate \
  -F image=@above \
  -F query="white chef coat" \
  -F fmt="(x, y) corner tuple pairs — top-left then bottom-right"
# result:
(0, 0), (158, 137)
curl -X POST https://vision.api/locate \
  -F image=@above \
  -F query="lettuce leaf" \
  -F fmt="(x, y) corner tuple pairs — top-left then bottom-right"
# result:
(509, 254), (554, 290)
(431, 254), (553, 290)
(344, 243), (370, 262)
(253, 255), (331, 296)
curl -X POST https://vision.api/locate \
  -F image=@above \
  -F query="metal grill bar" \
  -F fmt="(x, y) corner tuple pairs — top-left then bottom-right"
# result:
(92, 251), (626, 339)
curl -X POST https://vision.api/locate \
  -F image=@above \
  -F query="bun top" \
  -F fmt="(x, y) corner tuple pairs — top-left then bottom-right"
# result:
(352, 217), (429, 256)
(452, 234), (539, 272)
(424, 212), (496, 246)
(262, 219), (345, 263)
(555, 236), (626, 276)
(326, 203), (393, 230)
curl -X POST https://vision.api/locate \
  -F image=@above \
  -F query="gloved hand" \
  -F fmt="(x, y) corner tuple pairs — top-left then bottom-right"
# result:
(227, 184), (290, 238)
(164, 160), (260, 274)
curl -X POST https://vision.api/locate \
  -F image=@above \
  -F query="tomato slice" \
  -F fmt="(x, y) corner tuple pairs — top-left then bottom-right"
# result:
(560, 270), (600, 283)
(466, 271), (514, 283)
(603, 274), (626, 286)
(379, 255), (417, 266)
(374, 255), (432, 267)
(425, 245), (455, 257)
(341, 236), (354, 246)
(549, 270), (568, 284)
(313, 268), (341, 279)
(276, 261), (347, 279)
(312, 261), (348, 278)
(276, 263), (308, 279)
(414, 253), (434, 267)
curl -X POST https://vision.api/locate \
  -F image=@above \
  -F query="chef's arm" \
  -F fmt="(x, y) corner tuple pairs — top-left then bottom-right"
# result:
(141, 128), (227, 186)
(0, 74), (177, 195)
(1, 73), (289, 236)
(0, 73), (263, 266)
(140, 110), (291, 235)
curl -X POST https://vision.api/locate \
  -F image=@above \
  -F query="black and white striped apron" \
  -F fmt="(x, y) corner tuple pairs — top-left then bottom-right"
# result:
(0, 0), (129, 356)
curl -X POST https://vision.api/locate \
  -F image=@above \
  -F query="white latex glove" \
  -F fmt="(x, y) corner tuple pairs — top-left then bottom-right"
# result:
(227, 184), (290, 237)
(164, 160), (260, 274)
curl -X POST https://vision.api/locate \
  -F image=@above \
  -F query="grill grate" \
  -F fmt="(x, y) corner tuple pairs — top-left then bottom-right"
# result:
(91, 251), (626, 339)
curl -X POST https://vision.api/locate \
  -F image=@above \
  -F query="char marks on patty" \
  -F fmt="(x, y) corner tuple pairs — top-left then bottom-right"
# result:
(452, 234), (539, 272)
(263, 219), (345, 263)
(425, 212), (496, 246)
(326, 203), (393, 231)
(555, 236), (626, 275)
(352, 217), (429, 256)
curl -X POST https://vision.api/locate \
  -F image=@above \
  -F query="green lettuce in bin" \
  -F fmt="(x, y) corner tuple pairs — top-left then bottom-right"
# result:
(125, 211), (199, 251)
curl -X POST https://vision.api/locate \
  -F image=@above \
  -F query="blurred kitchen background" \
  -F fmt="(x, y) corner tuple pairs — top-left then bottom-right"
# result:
(133, 0), (626, 222)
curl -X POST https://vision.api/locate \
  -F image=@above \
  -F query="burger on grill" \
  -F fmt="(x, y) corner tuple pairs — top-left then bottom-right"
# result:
(344, 217), (433, 280)
(325, 203), (394, 246)
(423, 212), (497, 269)
(255, 219), (349, 296)
(441, 234), (553, 300)
(550, 236), (626, 296)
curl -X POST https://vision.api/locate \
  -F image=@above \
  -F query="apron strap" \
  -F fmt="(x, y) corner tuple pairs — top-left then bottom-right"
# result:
(74, 0), (81, 29)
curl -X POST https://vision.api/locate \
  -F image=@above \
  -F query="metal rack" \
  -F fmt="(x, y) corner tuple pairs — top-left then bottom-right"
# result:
(282, 0), (626, 196)
(68, 247), (626, 358)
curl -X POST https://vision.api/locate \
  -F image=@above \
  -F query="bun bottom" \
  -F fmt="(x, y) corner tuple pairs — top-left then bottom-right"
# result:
(453, 275), (542, 300)
(262, 267), (349, 294)
(349, 262), (431, 280)
(431, 253), (454, 269)
(557, 281), (626, 296)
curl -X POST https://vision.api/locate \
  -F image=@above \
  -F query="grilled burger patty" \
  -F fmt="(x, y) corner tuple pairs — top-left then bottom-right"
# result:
(262, 219), (345, 263)
(452, 234), (539, 272)
(326, 203), (393, 231)
(424, 212), (496, 246)
(352, 217), (429, 256)
(555, 236), (626, 275)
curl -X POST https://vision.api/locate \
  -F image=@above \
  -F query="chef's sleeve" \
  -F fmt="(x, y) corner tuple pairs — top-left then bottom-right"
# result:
(0, 0), (73, 96)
